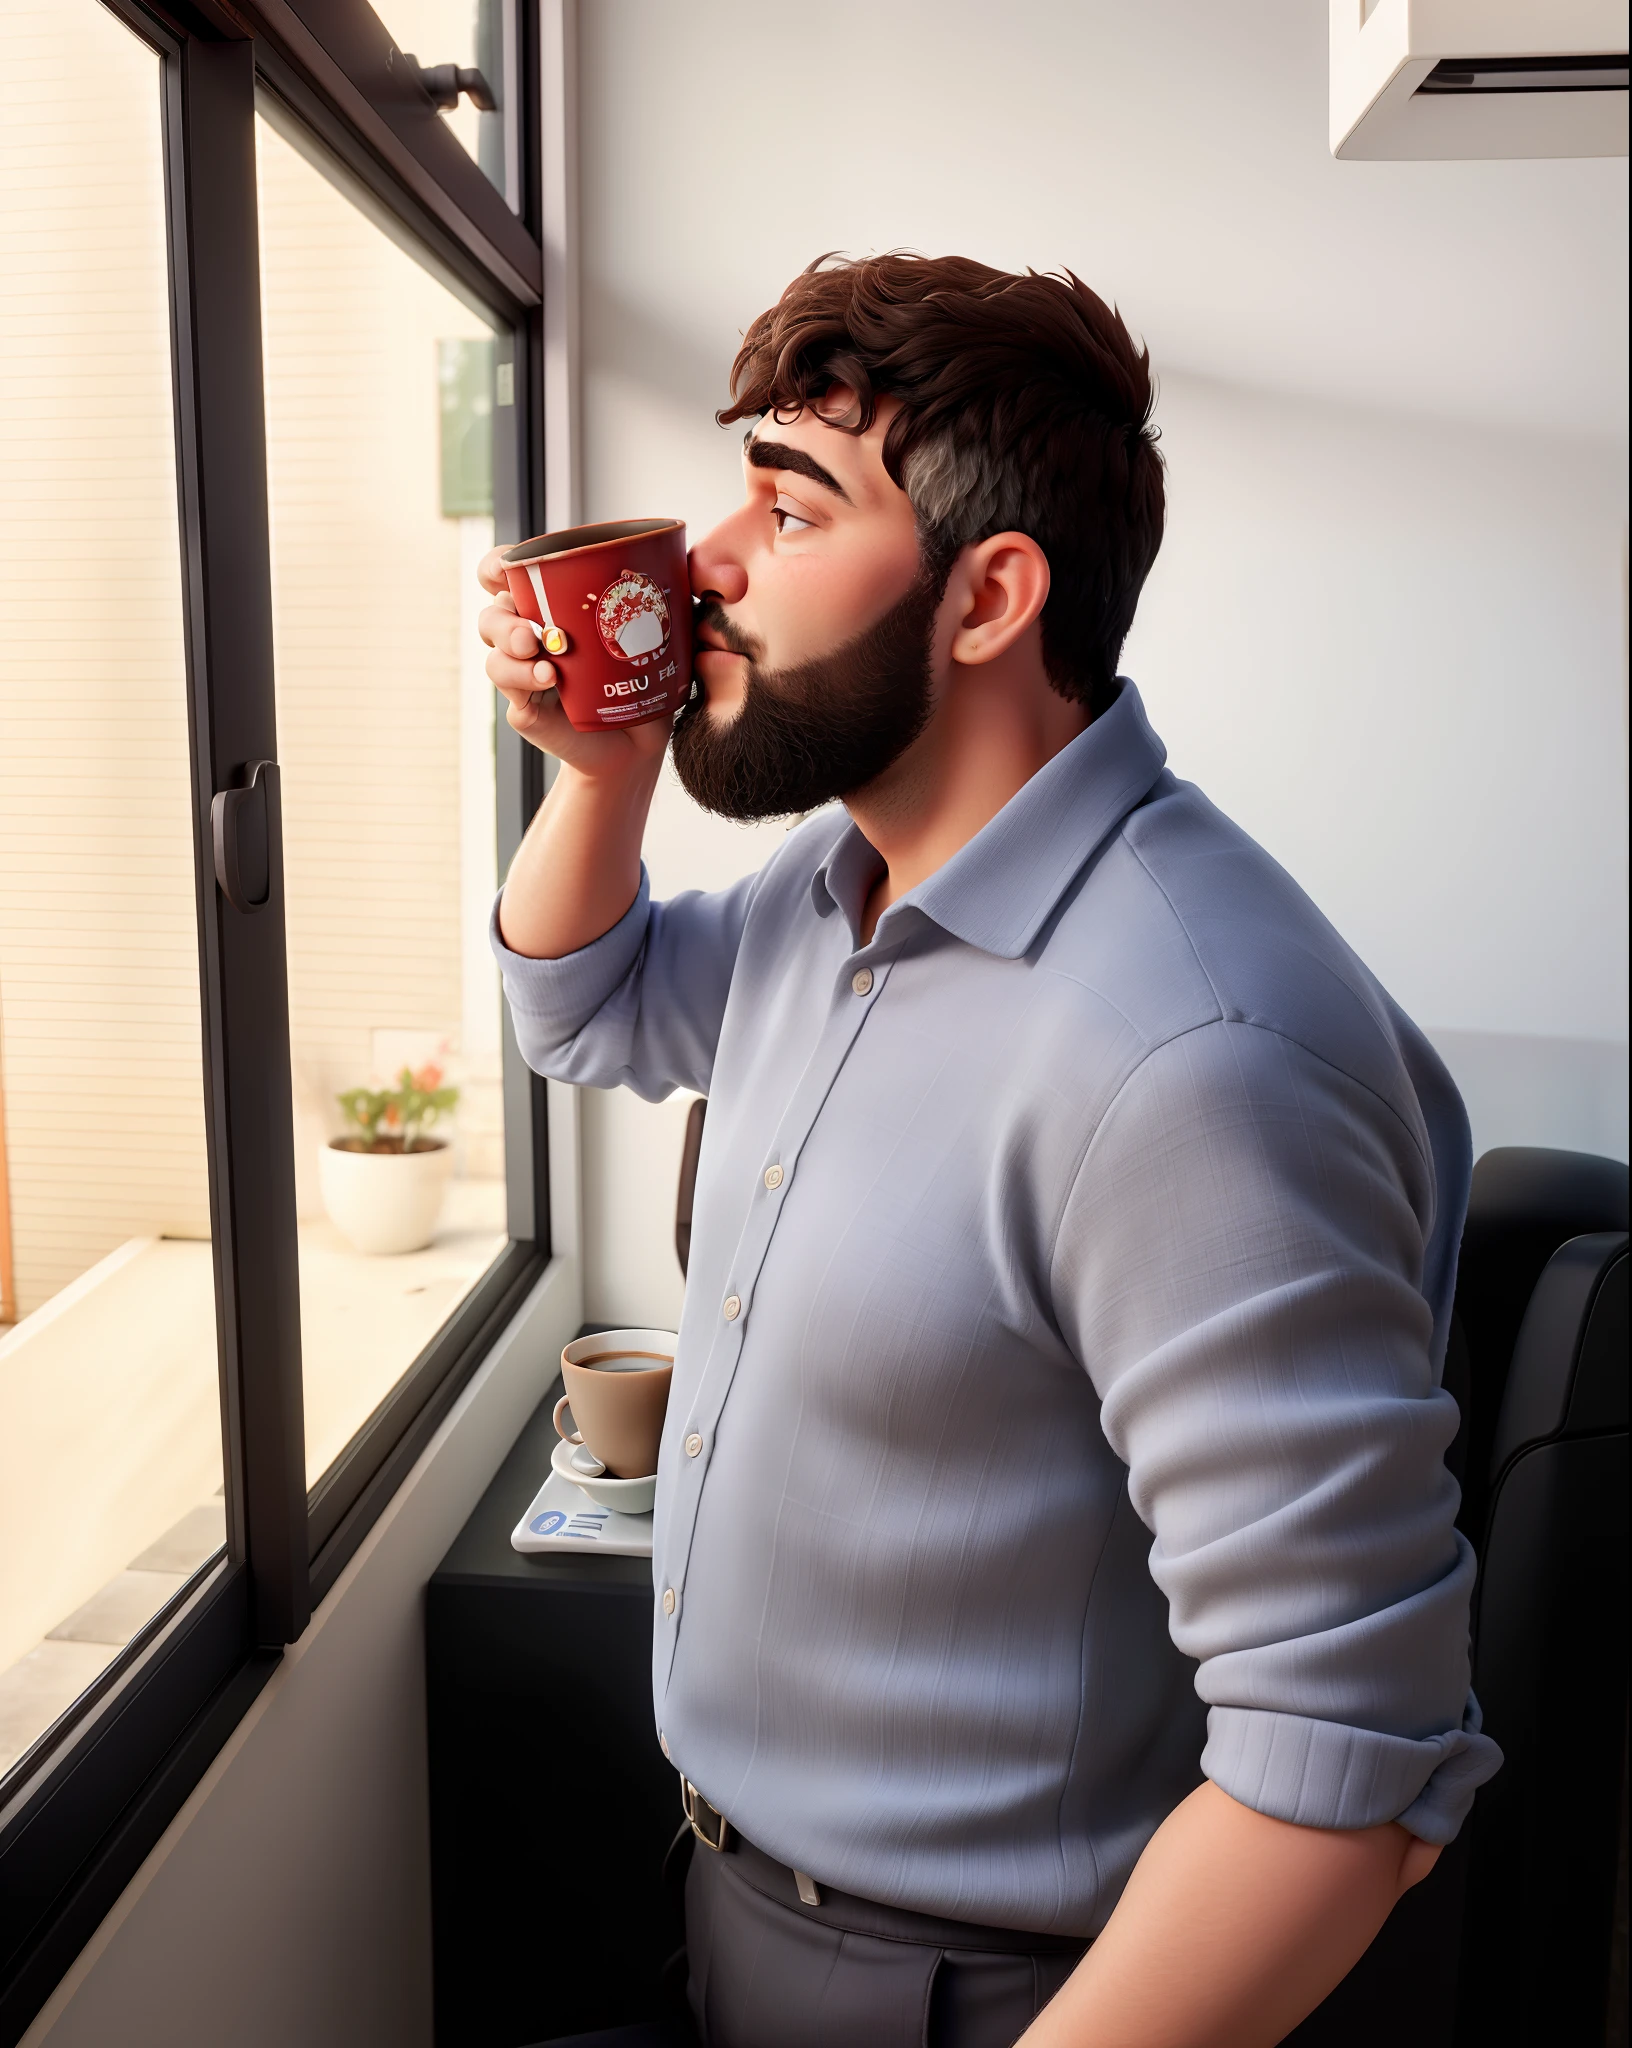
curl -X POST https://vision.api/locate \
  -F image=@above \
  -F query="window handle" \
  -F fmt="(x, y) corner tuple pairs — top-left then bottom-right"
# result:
(408, 59), (497, 113)
(211, 760), (277, 915)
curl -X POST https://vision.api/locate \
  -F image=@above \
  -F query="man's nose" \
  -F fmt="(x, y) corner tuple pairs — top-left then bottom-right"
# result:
(688, 522), (748, 608)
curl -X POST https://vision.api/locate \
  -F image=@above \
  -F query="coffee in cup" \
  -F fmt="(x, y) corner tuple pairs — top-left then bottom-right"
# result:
(502, 520), (690, 734)
(554, 1326), (676, 1479)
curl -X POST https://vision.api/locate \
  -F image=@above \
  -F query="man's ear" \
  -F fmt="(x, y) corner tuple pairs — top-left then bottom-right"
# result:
(946, 532), (1051, 668)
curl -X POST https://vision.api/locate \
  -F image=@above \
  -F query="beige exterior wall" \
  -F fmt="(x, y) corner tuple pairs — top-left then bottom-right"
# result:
(0, 11), (507, 1325)
(0, 4), (210, 1323)
(255, 108), (505, 1221)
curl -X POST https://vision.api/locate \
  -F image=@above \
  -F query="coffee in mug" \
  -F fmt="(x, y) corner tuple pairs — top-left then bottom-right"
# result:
(502, 520), (690, 734)
(554, 1326), (676, 1479)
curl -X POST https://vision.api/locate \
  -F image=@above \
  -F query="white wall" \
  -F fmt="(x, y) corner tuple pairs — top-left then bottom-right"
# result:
(1123, 374), (1630, 1167)
(1124, 376), (1628, 1050)
(572, 13), (1629, 1329)
(571, 1), (1627, 444)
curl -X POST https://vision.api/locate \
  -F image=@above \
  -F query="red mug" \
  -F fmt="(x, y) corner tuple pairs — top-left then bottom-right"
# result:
(501, 518), (691, 733)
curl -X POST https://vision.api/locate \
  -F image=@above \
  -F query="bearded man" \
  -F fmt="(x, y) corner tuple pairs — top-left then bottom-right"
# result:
(478, 254), (1499, 2048)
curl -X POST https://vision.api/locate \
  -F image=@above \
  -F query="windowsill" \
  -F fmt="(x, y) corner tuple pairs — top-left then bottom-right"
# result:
(0, 1178), (508, 1775)
(296, 1176), (507, 1478)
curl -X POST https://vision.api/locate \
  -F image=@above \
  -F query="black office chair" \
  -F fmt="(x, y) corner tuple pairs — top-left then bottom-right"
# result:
(1445, 1146), (1629, 1546)
(1288, 1147), (1628, 2048)
(675, 1097), (707, 1278)
(1456, 1223), (1628, 2044)
(529, 2028), (692, 2048)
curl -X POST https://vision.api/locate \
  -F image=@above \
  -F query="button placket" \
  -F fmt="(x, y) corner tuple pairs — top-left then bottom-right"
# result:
(656, 938), (903, 1694)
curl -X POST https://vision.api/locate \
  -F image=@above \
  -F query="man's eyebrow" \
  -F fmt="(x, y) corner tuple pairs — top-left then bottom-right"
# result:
(744, 432), (852, 505)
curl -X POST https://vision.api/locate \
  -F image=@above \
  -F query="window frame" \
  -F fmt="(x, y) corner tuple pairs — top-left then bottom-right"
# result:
(0, 5), (550, 2038)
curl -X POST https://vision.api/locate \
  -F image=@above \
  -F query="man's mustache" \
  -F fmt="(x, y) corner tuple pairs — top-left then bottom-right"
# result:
(692, 597), (764, 664)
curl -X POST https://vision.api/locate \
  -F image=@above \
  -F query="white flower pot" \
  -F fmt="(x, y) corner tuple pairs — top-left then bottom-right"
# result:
(319, 1139), (454, 1255)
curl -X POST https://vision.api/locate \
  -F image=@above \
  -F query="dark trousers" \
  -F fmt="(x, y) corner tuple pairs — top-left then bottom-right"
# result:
(682, 1830), (1088, 2048)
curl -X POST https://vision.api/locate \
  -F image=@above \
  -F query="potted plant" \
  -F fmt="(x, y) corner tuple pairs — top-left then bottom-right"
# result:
(319, 1063), (460, 1254)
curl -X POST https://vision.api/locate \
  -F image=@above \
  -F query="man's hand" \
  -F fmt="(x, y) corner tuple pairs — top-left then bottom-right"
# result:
(479, 547), (672, 960)
(478, 546), (672, 780)
(1017, 1781), (1443, 2048)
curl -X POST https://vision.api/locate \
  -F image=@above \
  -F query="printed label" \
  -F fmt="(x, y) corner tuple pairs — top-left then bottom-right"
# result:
(596, 570), (671, 667)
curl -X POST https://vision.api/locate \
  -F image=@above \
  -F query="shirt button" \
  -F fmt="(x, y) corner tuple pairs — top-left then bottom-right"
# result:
(851, 967), (874, 996)
(662, 1587), (677, 1616)
(723, 1293), (741, 1321)
(659, 1729), (670, 1759)
(763, 1164), (784, 1190)
(684, 1432), (703, 1458)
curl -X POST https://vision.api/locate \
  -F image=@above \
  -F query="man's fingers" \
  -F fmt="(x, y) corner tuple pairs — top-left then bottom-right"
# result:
(503, 690), (541, 733)
(493, 665), (556, 707)
(506, 692), (554, 737)
(476, 544), (513, 596)
(478, 555), (569, 753)
(488, 647), (556, 695)
(491, 612), (544, 663)
(477, 596), (527, 650)
(501, 680), (575, 748)
(493, 674), (546, 726)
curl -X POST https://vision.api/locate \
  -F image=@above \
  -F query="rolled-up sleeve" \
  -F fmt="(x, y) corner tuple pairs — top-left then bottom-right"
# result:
(1051, 1018), (1501, 1842)
(491, 862), (760, 1101)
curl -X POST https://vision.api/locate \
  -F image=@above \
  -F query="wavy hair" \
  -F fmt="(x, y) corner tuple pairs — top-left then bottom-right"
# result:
(718, 253), (1165, 714)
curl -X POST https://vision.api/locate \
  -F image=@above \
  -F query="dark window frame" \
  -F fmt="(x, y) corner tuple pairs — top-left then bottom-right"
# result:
(0, 4), (549, 2038)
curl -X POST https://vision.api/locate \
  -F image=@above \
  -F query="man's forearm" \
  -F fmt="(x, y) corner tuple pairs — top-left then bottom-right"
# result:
(497, 756), (663, 961)
(1019, 1781), (1441, 2048)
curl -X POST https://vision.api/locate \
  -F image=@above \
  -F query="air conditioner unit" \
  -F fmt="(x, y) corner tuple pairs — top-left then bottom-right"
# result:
(1330, 0), (1628, 159)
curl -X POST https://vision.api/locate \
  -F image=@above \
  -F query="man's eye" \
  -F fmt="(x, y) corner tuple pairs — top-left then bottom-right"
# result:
(772, 504), (813, 535)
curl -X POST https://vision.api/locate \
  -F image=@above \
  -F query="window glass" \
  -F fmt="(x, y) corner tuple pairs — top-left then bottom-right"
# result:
(0, 1), (224, 1780)
(255, 100), (512, 1488)
(375, 0), (520, 211)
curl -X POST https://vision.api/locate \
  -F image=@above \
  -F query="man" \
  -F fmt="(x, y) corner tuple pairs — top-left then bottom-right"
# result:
(480, 254), (1499, 2047)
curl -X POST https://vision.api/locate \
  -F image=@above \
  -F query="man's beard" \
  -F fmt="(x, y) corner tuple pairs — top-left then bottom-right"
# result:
(670, 574), (942, 821)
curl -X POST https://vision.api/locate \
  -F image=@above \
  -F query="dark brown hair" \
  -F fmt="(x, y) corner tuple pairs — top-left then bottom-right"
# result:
(718, 253), (1165, 714)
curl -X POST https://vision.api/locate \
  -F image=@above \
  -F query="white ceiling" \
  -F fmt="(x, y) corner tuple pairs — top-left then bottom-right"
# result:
(583, 0), (1629, 442)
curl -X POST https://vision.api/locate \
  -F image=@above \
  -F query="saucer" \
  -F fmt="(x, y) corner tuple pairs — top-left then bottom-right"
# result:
(550, 1435), (657, 1516)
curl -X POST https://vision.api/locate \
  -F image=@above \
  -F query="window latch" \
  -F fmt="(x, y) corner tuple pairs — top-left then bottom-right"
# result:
(211, 760), (277, 915)
(407, 58), (497, 113)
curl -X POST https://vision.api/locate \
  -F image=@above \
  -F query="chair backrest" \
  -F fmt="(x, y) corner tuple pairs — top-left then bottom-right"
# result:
(674, 1098), (707, 1278)
(1456, 1228), (1629, 2045)
(1448, 1147), (1628, 1546)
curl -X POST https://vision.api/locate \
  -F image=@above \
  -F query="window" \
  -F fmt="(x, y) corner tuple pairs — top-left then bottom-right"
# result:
(255, 100), (514, 1490)
(0, 0), (223, 1797)
(0, 5), (547, 2036)
(372, 0), (521, 208)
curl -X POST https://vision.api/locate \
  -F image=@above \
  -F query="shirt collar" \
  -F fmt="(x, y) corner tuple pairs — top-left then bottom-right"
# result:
(809, 678), (1167, 960)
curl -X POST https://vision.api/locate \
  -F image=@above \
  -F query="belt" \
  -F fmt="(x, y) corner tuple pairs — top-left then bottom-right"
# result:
(680, 1776), (823, 1905)
(678, 1778), (1092, 1956)
(680, 1776), (732, 1853)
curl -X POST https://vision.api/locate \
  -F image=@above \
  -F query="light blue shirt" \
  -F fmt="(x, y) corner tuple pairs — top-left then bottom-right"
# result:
(494, 680), (1500, 1936)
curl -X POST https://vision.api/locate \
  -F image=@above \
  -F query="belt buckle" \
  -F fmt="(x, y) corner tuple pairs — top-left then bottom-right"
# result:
(681, 1777), (731, 1852)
